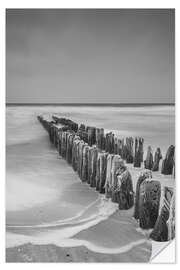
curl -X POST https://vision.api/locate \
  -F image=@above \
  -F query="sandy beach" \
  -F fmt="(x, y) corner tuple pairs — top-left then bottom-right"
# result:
(6, 209), (152, 262)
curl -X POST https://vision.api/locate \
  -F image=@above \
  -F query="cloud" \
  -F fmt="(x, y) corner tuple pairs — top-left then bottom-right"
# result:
(6, 9), (175, 103)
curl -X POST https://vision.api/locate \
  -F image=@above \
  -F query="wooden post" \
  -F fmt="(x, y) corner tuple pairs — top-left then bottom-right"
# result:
(96, 128), (105, 150)
(77, 124), (87, 142)
(152, 147), (162, 171)
(95, 151), (107, 193)
(99, 152), (108, 193)
(114, 137), (119, 154)
(139, 138), (144, 162)
(118, 139), (123, 157)
(111, 155), (123, 203)
(115, 165), (134, 210)
(133, 170), (152, 219)
(121, 139), (127, 160)
(95, 152), (101, 191)
(150, 187), (174, 241)
(125, 137), (134, 163)
(61, 132), (68, 159)
(144, 146), (153, 170)
(66, 132), (74, 164)
(57, 129), (62, 156)
(90, 146), (98, 187)
(81, 144), (89, 182)
(72, 136), (80, 172)
(77, 141), (85, 179)
(87, 146), (93, 184)
(87, 127), (96, 146)
(138, 179), (161, 229)
(134, 138), (142, 168)
(105, 154), (114, 198)
(167, 194), (175, 241)
(161, 145), (175, 175)
(107, 132), (115, 154)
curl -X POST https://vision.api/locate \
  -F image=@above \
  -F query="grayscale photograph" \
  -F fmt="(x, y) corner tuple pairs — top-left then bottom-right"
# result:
(6, 9), (175, 262)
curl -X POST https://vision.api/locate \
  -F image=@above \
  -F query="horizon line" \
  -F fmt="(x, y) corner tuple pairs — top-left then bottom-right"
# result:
(6, 102), (175, 106)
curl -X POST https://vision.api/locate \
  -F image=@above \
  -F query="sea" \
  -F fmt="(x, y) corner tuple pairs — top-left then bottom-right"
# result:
(6, 104), (175, 260)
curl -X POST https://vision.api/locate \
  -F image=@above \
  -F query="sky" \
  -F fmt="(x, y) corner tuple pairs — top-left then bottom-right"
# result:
(6, 9), (175, 104)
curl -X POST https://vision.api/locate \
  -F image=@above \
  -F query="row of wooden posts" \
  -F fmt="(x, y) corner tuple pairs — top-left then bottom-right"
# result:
(37, 115), (175, 242)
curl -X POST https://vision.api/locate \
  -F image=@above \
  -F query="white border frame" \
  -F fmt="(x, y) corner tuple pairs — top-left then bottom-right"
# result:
(0, 1), (179, 268)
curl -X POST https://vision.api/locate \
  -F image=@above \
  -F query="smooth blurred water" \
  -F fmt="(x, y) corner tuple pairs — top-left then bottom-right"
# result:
(6, 105), (175, 254)
(6, 105), (175, 153)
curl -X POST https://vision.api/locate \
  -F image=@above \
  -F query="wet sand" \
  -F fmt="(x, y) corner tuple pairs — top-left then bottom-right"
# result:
(6, 242), (151, 263)
(6, 209), (152, 262)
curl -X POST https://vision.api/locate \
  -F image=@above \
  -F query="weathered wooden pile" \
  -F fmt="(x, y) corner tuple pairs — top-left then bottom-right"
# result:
(133, 170), (173, 239)
(150, 186), (175, 241)
(37, 115), (175, 242)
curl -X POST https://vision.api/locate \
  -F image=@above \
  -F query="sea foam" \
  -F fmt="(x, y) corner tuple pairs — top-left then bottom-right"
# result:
(6, 196), (120, 252)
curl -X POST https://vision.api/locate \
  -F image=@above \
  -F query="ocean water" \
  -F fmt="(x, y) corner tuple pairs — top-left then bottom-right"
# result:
(6, 105), (175, 258)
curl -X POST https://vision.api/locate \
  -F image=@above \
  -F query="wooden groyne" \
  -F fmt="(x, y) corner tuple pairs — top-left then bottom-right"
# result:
(37, 115), (175, 242)
(150, 187), (175, 241)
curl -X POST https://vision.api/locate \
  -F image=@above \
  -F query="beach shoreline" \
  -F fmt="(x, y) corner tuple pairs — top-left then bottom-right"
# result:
(6, 242), (151, 263)
(6, 209), (152, 263)
(6, 105), (175, 262)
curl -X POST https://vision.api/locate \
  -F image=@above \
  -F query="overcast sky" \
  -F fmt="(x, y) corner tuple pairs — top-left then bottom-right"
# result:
(6, 9), (175, 104)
